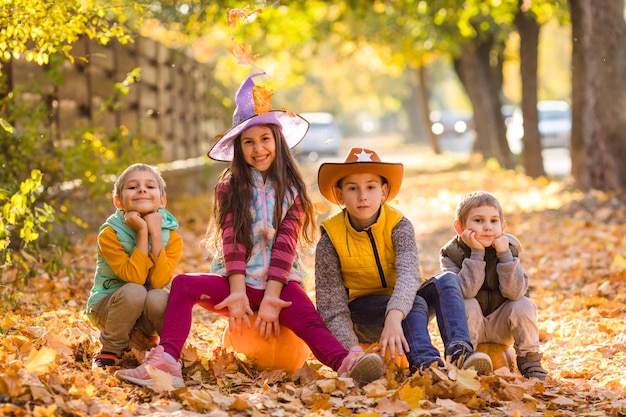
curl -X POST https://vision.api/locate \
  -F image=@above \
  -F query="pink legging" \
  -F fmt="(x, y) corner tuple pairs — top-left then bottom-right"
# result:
(160, 273), (348, 371)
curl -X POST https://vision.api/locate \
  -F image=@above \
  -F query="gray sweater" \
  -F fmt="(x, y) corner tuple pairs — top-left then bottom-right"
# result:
(439, 234), (528, 306)
(314, 217), (422, 349)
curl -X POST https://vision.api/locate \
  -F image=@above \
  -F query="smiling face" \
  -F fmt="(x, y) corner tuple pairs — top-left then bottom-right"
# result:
(240, 125), (277, 179)
(455, 204), (506, 248)
(335, 172), (388, 231)
(114, 169), (166, 215)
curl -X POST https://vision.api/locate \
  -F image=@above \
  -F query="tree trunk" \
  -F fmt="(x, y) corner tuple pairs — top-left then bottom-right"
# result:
(453, 38), (514, 169)
(402, 69), (423, 144)
(514, 6), (545, 178)
(569, 0), (626, 191)
(413, 66), (441, 153)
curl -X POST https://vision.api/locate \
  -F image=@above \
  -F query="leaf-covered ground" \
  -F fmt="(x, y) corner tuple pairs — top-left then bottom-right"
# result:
(2, 141), (626, 416)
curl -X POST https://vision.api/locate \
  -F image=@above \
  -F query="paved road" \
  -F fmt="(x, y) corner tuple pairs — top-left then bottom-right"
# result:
(436, 132), (571, 178)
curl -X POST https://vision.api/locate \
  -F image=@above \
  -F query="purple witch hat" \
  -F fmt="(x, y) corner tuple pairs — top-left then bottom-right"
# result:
(207, 72), (310, 162)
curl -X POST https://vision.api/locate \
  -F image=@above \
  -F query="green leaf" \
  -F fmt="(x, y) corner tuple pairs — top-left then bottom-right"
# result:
(0, 118), (14, 134)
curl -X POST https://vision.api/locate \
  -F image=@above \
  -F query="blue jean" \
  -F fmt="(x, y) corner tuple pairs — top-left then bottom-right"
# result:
(349, 272), (472, 373)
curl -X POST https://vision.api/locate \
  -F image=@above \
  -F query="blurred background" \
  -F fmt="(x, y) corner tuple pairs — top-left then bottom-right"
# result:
(1, 0), (625, 282)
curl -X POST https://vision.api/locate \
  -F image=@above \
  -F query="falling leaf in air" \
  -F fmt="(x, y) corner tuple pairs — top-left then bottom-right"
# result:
(226, 8), (247, 28)
(228, 41), (258, 65)
(226, 6), (263, 28)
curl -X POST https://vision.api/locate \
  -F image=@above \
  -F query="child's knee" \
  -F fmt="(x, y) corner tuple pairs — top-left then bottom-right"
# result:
(145, 289), (168, 314)
(411, 295), (429, 313)
(117, 283), (148, 305)
(464, 298), (482, 315)
(507, 297), (537, 320)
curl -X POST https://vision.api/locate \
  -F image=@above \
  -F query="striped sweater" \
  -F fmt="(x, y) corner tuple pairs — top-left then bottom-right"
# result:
(210, 168), (307, 289)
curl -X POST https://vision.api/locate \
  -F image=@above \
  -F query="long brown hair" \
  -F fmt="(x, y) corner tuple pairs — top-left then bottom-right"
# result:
(207, 124), (315, 259)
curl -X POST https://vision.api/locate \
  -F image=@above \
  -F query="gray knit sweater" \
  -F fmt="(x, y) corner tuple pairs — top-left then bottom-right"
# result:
(314, 216), (422, 349)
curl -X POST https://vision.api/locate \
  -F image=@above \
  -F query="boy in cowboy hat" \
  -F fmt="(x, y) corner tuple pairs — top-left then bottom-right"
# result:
(314, 148), (493, 375)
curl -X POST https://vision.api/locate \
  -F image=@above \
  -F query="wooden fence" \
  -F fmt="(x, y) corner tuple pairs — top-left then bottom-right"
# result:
(7, 35), (230, 163)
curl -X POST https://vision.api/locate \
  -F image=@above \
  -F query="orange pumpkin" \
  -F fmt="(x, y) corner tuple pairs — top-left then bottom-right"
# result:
(360, 342), (409, 369)
(476, 343), (516, 371)
(222, 313), (311, 373)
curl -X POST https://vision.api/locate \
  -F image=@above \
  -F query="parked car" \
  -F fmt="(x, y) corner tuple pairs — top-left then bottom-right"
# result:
(430, 110), (473, 138)
(293, 112), (343, 161)
(506, 100), (572, 154)
(537, 100), (571, 149)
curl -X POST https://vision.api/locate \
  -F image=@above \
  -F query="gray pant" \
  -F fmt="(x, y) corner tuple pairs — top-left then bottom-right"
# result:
(464, 296), (540, 357)
(89, 283), (169, 356)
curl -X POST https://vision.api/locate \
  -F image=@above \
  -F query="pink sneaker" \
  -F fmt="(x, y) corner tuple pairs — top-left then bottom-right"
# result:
(115, 345), (184, 388)
(337, 346), (384, 385)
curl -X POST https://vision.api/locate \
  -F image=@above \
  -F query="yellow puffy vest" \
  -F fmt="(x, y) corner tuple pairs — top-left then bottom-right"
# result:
(321, 204), (404, 303)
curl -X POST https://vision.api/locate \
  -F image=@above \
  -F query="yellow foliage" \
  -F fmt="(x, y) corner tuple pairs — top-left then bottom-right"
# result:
(24, 347), (57, 374)
(397, 381), (424, 408)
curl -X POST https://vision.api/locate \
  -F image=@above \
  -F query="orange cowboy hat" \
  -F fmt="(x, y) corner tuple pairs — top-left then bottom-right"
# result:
(318, 147), (404, 205)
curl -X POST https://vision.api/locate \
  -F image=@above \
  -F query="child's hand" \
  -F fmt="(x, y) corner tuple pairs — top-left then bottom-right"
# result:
(215, 292), (253, 336)
(460, 229), (484, 249)
(380, 310), (409, 359)
(492, 233), (510, 252)
(256, 295), (292, 340)
(123, 211), (147, 232)
(143, 211), (163, 234)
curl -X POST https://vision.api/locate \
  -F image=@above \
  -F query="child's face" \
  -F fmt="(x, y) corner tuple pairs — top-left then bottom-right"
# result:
(114, 170), (166, 215)
(455, 204), (505, 248)
(336, 173), (388, 230)
(240, 125), (276, 179)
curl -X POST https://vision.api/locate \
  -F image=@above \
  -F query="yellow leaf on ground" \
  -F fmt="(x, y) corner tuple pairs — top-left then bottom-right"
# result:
(454, 368), (481, 395)
(229, 395), (250, 411)
(397, 381), (424, 408)
(376, 396), (410, 414)
(24, 347), (57, 374)
(145, 365), (180, 393)
(312, 393), (332, 410)
(609, 254), (626, 272)
(32, 404), (57, 417)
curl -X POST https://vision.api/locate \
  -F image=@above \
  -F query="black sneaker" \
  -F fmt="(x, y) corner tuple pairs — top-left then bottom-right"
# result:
(517, 352), (548, 380)
(92, 352), (119, 369)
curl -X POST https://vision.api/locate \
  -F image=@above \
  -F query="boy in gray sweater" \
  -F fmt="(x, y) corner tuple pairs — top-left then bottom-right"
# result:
(315, 148), (492, 376)
(440, 190), (548, 379)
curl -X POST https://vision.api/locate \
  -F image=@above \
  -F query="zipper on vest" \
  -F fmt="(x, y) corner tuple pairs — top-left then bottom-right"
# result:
(366, 229), (387, 288)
